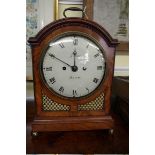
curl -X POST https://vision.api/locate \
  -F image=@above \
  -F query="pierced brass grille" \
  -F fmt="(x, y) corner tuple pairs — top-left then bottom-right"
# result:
(42, 93), (70, 111)
(78, 93), (104, 111)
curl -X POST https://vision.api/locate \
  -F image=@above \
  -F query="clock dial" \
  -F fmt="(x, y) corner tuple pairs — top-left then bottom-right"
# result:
(41, 34), (106, 98)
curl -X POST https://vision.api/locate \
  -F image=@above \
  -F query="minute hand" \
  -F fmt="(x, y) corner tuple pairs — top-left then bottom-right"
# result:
(49, 53), (72, 67)
(73, 50), (77, 66)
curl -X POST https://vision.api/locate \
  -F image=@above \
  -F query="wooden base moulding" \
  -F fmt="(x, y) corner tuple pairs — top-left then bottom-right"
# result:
(32, 116), (114, 132)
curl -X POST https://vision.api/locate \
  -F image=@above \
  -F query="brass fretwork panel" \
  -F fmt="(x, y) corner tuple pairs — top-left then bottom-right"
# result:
(42, 93), (70, 111)
(78, 93), (104, 111)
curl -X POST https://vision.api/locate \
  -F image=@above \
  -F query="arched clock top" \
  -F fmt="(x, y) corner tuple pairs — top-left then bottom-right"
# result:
(28, 18), (119, 47)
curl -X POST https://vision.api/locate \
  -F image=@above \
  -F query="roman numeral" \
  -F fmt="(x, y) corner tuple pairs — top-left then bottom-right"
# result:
(45, 67), (52, 71)
(73, 38), (78, 45)
(86, 44), (89, 48)
(59, 86), (64, 93)
(94, 53), (100, 58)
(49, 77), (56, 84)
(59, 42), (65, 48)
(86, 88), (89, 93)
(93, 78), (99, 84)
(73, 90), (78, 97)
(97, 66), (102, 70)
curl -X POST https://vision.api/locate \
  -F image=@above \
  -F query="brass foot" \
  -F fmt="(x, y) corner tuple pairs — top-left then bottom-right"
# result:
(32, 131), (38, 137)
(109, 129), (114, 135)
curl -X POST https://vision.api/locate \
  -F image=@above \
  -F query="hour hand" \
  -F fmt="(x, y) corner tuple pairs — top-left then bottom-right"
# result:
(73, 49), (77, 56)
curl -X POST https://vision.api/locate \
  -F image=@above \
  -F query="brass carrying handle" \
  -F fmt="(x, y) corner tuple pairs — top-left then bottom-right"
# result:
(63, 7), (85, 18)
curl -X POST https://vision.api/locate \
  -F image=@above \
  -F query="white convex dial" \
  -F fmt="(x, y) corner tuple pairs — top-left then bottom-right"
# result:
(41, 34), (106, 98)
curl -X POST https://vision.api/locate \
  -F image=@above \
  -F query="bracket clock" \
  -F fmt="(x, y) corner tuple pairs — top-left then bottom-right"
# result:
(28, 10), (119, 135)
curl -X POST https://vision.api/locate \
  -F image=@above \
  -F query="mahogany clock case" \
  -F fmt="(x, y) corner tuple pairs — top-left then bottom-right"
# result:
(28, 18), (119, 132)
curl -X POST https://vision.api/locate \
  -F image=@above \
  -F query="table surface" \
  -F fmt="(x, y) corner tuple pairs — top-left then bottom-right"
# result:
(26, 100), (129, 154)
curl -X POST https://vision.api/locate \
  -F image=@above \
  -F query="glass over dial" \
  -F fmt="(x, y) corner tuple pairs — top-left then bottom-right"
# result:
(41, 34), (106, 98)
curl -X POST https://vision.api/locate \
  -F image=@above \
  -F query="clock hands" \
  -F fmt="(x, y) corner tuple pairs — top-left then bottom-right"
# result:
(72, 49), (78, 72)
(49, 53), (72, 68)
(49, 51), (79, 72)
(73, 49), (87, 71)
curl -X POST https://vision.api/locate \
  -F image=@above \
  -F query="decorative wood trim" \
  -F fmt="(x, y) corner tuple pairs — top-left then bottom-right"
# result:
(28, 18), (119, 47)
(83, 0), (94, 20)
(32, 115), (114, 132)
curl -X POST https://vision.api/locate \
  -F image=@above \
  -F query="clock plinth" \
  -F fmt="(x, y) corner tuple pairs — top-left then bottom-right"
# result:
(28, 18), (119, 134)
(32, 116), (114, 132)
